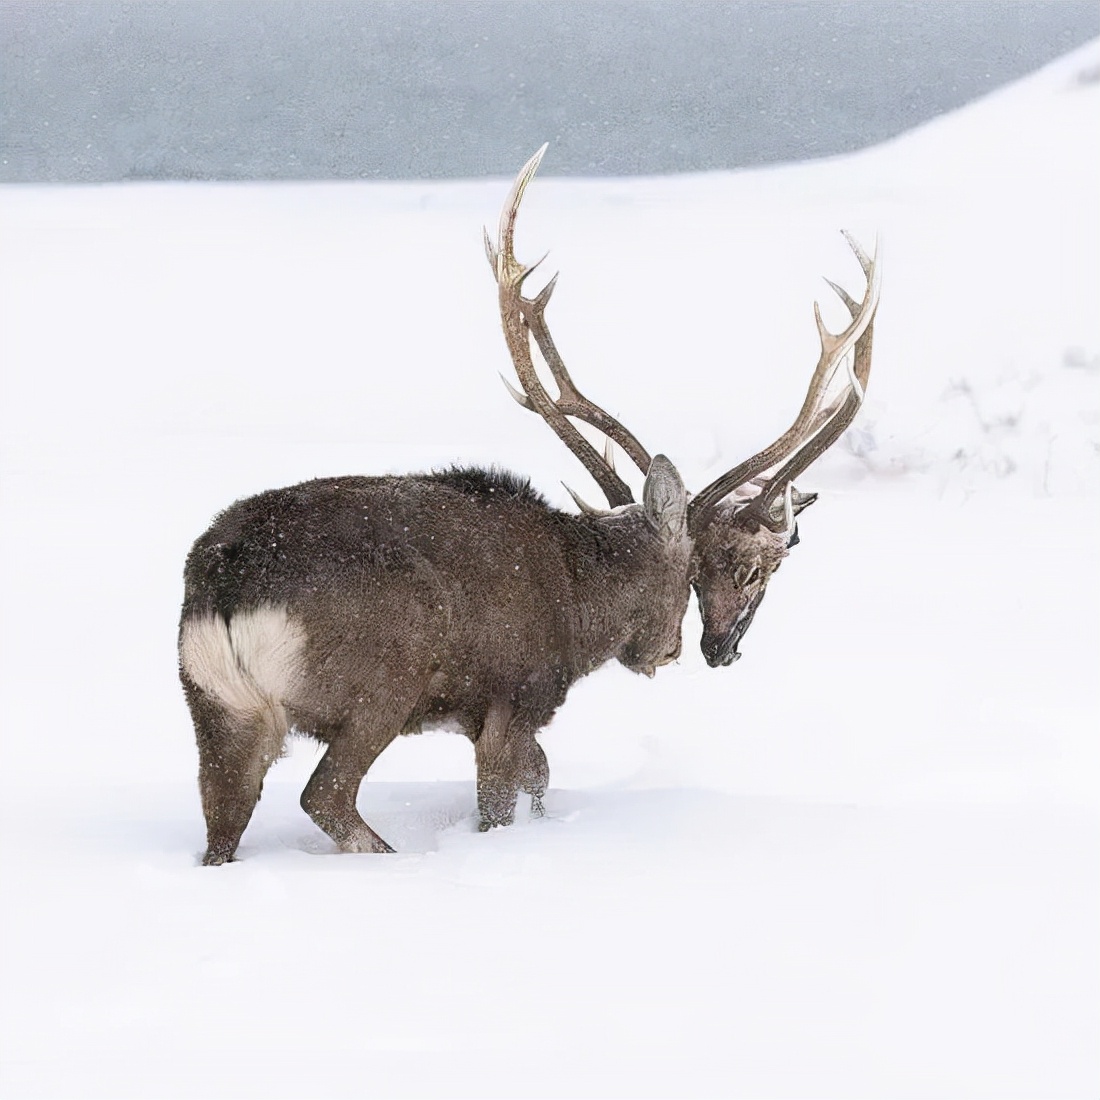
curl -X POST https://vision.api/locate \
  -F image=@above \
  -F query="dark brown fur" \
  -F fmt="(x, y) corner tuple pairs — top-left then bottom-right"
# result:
(180, 462), (690, 863)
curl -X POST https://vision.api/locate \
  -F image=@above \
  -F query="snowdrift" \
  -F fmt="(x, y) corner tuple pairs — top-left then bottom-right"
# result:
(1, 38), (1097, 1100)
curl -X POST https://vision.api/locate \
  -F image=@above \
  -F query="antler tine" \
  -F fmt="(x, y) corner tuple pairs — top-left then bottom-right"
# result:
(562, 482), (607, 515)
(499, 372), (535, 411)
(824, 277), (858, 317)
(688, 232), (881, 532)
(486, 147), (653, 510)
(842, 228), (873, 277)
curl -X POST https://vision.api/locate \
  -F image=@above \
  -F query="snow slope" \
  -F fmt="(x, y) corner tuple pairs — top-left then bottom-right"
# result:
(1, 38), (1097, 1100)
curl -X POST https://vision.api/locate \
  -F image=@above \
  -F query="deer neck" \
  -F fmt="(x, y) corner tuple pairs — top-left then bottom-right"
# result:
(562, 509), (682, 673)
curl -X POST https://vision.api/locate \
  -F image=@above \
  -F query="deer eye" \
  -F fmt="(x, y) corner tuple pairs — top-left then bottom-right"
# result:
(744, 565), (760, 585)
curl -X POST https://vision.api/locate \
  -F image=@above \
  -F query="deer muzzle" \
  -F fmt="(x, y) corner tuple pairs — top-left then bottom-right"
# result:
(701, 591), (765, 667)
(701, 632), (742, 668)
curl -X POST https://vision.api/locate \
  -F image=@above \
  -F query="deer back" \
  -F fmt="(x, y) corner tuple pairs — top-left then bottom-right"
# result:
(182, 466), (690, 735)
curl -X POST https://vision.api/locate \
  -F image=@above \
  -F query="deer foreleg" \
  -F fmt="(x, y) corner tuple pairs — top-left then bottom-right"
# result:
(475, 700), (523, 830)
(519, 737), (548, 818)
(475, 704), (549, 828)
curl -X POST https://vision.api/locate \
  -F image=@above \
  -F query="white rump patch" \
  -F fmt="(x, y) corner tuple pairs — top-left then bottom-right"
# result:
(180, 604), (305, 716)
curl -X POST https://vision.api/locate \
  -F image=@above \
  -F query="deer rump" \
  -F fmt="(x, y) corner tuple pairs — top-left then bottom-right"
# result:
(179, 465), (692, 864)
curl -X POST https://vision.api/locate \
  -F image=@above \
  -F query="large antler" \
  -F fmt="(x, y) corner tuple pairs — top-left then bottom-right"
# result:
(485, 146), (653, 509)
(687, 232), (881, 533)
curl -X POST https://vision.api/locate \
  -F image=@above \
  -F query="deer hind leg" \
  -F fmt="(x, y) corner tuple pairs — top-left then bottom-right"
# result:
(475, 701), (545, 830)
(182, 674), (287, 866)
(180, 607), (303, 865)
(299, 712), (402, 855)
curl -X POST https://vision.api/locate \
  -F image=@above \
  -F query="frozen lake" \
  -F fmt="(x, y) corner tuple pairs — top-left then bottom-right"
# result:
(2, 0), (1098, 181)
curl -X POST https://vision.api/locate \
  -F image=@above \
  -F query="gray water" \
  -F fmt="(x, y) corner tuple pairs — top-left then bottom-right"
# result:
(2, 0), (1097, 183)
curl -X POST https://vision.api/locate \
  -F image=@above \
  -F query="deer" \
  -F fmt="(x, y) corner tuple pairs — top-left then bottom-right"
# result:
(178, 146), (880, 864)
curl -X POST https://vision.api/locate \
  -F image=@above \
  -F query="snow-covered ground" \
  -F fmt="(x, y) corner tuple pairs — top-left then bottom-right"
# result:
(1, 40), (1097, 1100)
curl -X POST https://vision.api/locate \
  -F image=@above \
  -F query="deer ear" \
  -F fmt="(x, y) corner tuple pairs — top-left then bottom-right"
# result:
(643, 454), (688, 541)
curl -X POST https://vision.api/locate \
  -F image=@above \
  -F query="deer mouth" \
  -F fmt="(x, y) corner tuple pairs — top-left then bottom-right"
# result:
(702, 634), (742, 667)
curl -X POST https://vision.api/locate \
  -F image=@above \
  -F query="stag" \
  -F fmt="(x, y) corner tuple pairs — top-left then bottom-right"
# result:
(179, 146), (880, 863)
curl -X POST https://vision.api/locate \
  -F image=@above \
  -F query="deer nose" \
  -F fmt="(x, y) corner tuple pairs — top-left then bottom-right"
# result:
(701, 631), (739, 668)
(701, 633), (723, 666)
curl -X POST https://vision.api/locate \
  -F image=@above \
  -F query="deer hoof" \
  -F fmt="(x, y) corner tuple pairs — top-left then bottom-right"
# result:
(338, 829), (395, 854)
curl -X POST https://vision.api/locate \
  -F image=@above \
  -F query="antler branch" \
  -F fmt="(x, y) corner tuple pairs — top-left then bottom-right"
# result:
(486, 146), (653, 509)
(687, 231), (881, 532)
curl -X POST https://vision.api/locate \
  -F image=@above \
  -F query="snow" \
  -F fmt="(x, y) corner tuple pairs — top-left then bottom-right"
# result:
(1, 39), (1097, 1100)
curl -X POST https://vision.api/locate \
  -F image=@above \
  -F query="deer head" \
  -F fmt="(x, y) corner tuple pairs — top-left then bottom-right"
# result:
(487, 146), (881, 668)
